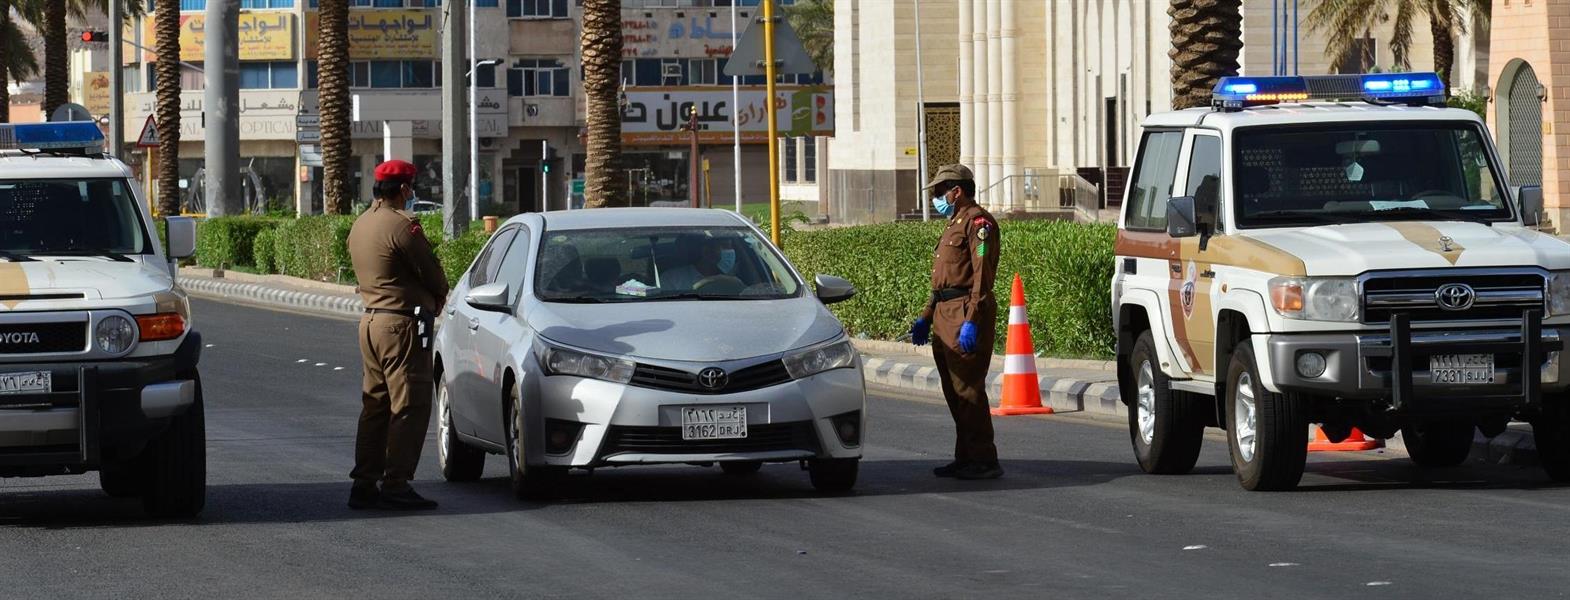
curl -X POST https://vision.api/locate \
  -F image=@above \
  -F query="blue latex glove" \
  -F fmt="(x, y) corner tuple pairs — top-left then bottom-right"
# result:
(910, 318), (930, 346)
(958, 321), (978, 353)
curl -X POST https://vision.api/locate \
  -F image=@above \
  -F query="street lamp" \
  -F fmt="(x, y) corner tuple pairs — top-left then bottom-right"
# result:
(469, 57), (504, 221)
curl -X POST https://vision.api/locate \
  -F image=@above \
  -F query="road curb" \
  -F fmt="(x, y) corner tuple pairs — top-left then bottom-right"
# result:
(181, 276), (363, 319)
(858, 354), (1125, 419)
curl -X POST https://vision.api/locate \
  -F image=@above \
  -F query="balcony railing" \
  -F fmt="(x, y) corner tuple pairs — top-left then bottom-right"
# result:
(974, 172), (1106, 218)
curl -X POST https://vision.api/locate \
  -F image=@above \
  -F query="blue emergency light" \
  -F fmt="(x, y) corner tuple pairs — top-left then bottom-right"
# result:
(1211, 72), (1446, 111)
(0, 121), (106, 153)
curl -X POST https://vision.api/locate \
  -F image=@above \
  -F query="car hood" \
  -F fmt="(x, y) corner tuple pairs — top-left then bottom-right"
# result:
(525, 296), (845, 362)
(0, 258), (171, 307)
(1241, 222), (1570, 276)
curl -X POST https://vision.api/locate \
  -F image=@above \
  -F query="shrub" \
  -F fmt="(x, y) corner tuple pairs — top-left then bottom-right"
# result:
(274, 215), (356, 283)
(437, 227), (491, 285)
(252, 228), (279, 274)
(194, 217), (282, 269)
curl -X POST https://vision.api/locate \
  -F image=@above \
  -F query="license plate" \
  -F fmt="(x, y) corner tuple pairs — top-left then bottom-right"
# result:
(682, 406), (747, 441)
(0, 371), (51, 395)
(1429, 354), (1495, 385)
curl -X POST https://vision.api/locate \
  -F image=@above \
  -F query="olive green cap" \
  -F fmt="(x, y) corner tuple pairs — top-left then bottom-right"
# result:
(924, 164), (974, 190)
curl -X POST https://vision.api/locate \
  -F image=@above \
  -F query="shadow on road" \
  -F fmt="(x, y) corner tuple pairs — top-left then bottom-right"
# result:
(1293, 458), (1566, 493)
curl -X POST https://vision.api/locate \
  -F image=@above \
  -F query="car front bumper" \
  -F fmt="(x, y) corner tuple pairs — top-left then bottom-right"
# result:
(526, 363), (866, 468)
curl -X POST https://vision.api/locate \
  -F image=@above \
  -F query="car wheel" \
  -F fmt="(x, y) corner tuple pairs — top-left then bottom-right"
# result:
(808, 458), (858, 493)
(1532, 406), (1570, 482)
(1226, 342), (1307, 491)
(437, 379), (485, 482)
(1127, 332), (1205, 475)
(720, 461), (763, 476)
(142, 373), (207, 518)
(506, 384), (564, 501)
(98, 459), (143, 499)
(1401, 421), (1475, 468)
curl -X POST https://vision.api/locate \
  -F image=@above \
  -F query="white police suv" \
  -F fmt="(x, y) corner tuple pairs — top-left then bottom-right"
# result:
(0, 122), (204, 517)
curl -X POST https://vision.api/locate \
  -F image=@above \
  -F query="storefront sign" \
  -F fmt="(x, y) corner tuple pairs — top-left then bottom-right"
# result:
(621, 8), (739, 59)
(143, 12), (296, 61)
(306, 10), (438, 60)
(621, 86), (833, 145)
(83, 72), (111, 116)
(127, 91), (302, 142)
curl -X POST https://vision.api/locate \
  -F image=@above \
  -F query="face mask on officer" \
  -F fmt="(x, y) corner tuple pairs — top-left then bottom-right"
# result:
(932, 187), (955, 217)
(718, 248), (737, 274)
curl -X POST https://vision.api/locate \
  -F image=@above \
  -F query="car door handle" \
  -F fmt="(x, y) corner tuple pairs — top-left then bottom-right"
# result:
(467, 318), (481, 331)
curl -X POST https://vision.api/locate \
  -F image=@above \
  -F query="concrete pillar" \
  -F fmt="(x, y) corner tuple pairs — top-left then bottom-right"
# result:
(440, 0), (470, 236)
(985, 0), (1002, 205)
(383, 121), (415, 162)
(958, 0), (972, 174)
(970, 0), (988, 195)
(204, 0), (240, 217)
(1000, 0), (1018, 212)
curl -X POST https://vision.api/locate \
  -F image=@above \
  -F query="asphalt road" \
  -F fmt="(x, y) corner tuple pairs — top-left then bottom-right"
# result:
(4, 300), (1570, 599)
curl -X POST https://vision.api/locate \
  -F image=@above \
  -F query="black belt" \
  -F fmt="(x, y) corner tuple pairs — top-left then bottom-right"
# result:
(365, 308), (418, 317)
(932, 288), (970, 302)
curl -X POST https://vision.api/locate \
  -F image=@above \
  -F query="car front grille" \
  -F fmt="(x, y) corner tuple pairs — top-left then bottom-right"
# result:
(629, 360), (793, 394)
(1362, 270), (1546, 324)
(600, 422), (820, 456)
(0, 321), (88, 355)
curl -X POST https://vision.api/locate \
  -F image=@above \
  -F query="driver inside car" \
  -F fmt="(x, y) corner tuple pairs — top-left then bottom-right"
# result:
(661, 235), (737, 291)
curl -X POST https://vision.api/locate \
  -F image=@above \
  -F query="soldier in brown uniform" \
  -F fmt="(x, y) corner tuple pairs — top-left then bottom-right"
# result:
(346, 160), (451, 510)
(909, 164), (1004, 480)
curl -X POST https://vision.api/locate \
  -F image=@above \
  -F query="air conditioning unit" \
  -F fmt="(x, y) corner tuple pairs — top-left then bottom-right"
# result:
(662, 63), (683, 79)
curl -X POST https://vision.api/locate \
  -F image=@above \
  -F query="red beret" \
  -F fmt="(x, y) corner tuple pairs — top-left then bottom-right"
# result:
(374, 160), (417, 183)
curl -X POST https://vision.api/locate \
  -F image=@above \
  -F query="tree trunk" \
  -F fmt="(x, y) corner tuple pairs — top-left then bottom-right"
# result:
(318, 0), (351, 215)
(1168, 0), (1243, 110)
(1429, 0), (1454, 91)
(0, 0), (11, 124)
(42, 0), (65, 116)
(154, 2), (182, 218)
(581, 0), (626, 208)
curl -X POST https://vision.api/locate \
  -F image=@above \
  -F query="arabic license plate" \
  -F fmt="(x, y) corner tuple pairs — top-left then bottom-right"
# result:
(682, 406), (747, 441)
(0, 371), (51, 395)
(1429, 354), (1495, 385)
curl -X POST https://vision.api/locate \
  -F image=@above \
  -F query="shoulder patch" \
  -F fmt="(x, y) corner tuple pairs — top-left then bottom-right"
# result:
(410, 221), (424, 237)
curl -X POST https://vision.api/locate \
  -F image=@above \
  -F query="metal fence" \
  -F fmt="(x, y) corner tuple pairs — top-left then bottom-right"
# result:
(974, 172), (1106, 221)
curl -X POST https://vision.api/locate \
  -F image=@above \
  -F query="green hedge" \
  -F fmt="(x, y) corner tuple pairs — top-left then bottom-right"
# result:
(194, 217), (284, 269)
(252, 227), (280, 274)
(197, 211), (476, 283)
(438, 227), (491, 285)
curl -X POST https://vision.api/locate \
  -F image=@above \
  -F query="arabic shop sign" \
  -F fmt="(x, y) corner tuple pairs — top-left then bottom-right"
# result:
(83, 72), (111, 116)
(621, 86), (833, 145)
(128, 91), (303, 141)
(621, 8), (739, 59)
(147, 12), (296, 61)
(306, 10), (438, 60)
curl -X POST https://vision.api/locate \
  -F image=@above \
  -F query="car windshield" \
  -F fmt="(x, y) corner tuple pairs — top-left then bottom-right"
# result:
(1233, 122), (1511, 228)
(535, 226), (802, 302)
(0, 178), (149, 257)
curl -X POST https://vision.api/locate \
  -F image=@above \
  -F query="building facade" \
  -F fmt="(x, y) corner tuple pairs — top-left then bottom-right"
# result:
(1486, 0), (1565, 230)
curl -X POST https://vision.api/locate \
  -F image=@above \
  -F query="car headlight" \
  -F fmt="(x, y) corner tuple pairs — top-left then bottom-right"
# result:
(1269, 277), (1360, 322)
(539, 345), (636, 384)
(96, 315), (136, 354)
(1549, 272), (1570, 316)
(783, 340), (858, 379)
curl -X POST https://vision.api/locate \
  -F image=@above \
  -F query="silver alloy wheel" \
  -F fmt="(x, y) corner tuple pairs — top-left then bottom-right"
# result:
(1234, 372), (1258, 462)
(1137, 360), (1156, 445)
(437, 382), (452, 466)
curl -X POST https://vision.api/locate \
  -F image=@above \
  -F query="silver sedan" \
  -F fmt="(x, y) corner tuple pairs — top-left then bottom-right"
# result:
(434, 208), (866, 499)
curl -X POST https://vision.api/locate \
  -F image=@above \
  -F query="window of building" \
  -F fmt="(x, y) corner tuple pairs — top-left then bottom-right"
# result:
(309, 0), (440, 6)
(240, 0), (293, 8)
(782, 137), (798, 182)
(339, 60), (439, 89)
(687, 59), (717, 85)
(122, 65), (143, 94)
(476, 62), (497, 88)
(803, 138), (816, 182)
(148, 63), (205, 91)
(507, 0), (568, 18)
(508, 59), (569, 97)
(239, 62), (298, 89)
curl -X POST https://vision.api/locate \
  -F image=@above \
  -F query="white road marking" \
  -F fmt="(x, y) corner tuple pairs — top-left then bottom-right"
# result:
(1182, 545), (1207, 551)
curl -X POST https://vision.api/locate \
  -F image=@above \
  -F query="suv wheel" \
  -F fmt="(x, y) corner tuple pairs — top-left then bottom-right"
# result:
(1532, 406), (1570, 482)
(1401, 421), (1474, 468)
(141, 374), (207, 518)
(808, 458), (858, 493)
(437, 379), (485, 482)
(1127, 332), (1204, 475)
(506, 385), (565, 501)
(1226, 342), (1307, 491)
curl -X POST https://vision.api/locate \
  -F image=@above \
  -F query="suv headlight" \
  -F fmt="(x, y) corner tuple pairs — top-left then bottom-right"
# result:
(96, 315), (136, 354)
(539, 344), (636, 384)
(783, 340), (858, 379)
(1549, 272), (1570, 316)
(1269, 277), (1360, 322)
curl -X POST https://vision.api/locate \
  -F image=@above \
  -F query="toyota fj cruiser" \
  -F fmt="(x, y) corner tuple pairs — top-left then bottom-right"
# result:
(1113, 73), (1570, 490)
(0, 122), (205, 516)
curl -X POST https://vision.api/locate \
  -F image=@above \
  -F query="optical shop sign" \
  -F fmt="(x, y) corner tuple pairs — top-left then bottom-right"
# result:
(621, 86), (833, 145)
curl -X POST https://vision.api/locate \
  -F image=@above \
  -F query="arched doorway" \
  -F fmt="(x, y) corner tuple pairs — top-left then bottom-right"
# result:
(1497, 59), (1544, 187)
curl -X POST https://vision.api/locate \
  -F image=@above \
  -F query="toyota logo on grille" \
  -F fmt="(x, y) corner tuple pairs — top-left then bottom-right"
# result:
(1435, 283), (1476, 311)
(697, 367), (728, 390)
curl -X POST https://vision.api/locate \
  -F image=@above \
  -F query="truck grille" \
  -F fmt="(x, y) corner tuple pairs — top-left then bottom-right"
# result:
(600, 422), (819, 456)
(0, 321), (88, 354)
(1362, 270), (1546, 324)
(629, 360), (793, 395)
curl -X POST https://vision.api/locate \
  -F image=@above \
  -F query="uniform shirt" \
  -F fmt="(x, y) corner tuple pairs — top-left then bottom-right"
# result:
(926, 202), (1000, 323)
(347, 200), (450, 313)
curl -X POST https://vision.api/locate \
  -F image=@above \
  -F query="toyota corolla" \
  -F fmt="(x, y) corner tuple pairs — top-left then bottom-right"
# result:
(434, 208), (866, 499)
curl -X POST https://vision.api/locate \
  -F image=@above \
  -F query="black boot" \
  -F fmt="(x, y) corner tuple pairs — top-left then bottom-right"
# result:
(378, 486), (439, 510)
(954, 462), (1004, 480)
(933, 461), (967, 478)
(348, 483), (380, 510)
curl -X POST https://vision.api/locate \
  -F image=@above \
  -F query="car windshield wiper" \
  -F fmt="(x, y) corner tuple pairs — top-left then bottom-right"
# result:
(1245, 210), (1361, 226)
(543, 296), (614, 303)
(43, 249), (135, 262)
(0, 250), (35, 262)
(649, 292), (726, 301)
(1366, 207), (1496, 225)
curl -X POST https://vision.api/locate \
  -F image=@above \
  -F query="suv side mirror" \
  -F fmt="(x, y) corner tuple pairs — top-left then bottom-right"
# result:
(465, 282), (512, 313)
(1520, 185), (1544, 227)
(1166, 196), (1199, 238)
(165, 216), (196, 259)
(814, 274), (857, 305)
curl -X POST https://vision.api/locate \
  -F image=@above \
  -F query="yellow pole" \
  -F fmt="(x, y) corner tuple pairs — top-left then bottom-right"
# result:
(763, 0), (781, 245)
(703, 158), (713, 208)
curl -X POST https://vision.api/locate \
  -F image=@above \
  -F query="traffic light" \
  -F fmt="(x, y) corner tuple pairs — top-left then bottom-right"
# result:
(81, 30), (107, 43)
(541, 161), (550, 174)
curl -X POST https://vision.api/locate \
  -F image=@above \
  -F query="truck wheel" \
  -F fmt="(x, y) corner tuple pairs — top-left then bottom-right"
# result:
(506, 385), (564, 501)
(98, 460), (143, 499)
(1532, 407), (1570, 482)
(1127, 332), (1204, 475)
(142, 375), (206, 518)
(1401, 421), (1475, 468)
(1226, 342), (1307, 491)
(808, 458), (859, 493)
(437, 379), (485, 482)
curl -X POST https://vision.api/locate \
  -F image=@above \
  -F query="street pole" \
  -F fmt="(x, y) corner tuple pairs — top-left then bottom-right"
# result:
(763, 0), (781, 244)
(913, 0), (929, 221)
(204, 0), (240, 217)
(730, 1), (742, 213)
(108, 0), (124, 158)
(541, 139), (550, 210)
(468, 0), (479, 222)
(440, 0), (469, 238)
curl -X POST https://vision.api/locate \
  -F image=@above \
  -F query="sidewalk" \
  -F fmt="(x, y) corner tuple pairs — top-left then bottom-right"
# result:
(177, 267), (1538, 465)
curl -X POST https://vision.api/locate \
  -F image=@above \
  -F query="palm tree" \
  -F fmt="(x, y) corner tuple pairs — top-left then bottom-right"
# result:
(0, 0), (41, 122)
(154, 0), (180, 217)
(1168, 0), (1243, 110)
(1306, 0), (1489, 90)
(786, 0), (832, 74)
(39, 0), (144, 117)
(580, 0), (626, 208)
(317, 0), (350, 214)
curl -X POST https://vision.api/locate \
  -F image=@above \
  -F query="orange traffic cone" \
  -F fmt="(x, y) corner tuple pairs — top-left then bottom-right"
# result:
(992, 274), (1053, 416)
(1308, 426), (1383, 452)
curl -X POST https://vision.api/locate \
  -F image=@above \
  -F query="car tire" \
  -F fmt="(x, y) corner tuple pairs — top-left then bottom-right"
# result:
(506, 385), (565, 501)
(98, 459), (143, 499)
(1401, 421), (1475, 468)
(437, 379), (485, 483)
(1226, 342), (1307, 491)
(808, 458), (858, 493)
(141, 374), (206, 518)
(720, 461), (763, 476)
(1127, 332), (1205, 475)
(1532, 406), (1570, 483)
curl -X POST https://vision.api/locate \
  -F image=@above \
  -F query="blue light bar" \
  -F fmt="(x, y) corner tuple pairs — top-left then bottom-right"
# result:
(1211, 72), (1446, 111)
(0, 122), (105, 152)
(1359, 72), (1443, 97)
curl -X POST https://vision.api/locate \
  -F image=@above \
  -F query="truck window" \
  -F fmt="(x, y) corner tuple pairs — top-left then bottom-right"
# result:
(1185, 135), (1223, 225)
(1126, 131), (1185, 231)
(0, 178), (149, 256)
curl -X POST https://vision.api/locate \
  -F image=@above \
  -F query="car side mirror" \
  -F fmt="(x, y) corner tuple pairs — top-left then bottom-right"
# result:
(465, 282), (511, 313)
(1166, 196), (1199, 238)
(1520, 185), (1544, 227)
(814, 274), (856, 305)
(165, 216), (196, 260)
